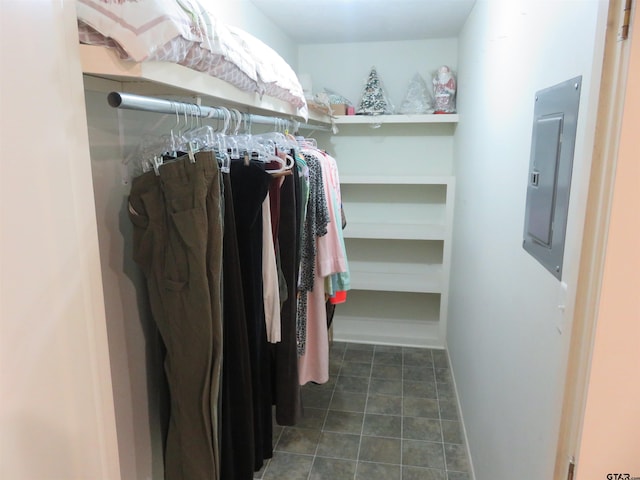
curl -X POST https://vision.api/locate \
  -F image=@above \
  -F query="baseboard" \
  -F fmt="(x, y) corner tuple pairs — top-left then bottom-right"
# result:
(446, 347), (477, 480)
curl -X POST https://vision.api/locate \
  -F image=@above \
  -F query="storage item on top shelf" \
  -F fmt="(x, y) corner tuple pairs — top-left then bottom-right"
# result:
(400, 73), (434, 114)
(313, 88), (354, 116)
(76, 0), (308, 120)
(329, 104), (346, 116)
(432, 65), (457, 114)
(323, 88), (354, 106)
(356, 66), (394, 115)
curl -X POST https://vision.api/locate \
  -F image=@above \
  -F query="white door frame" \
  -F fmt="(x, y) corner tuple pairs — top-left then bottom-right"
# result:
(554, 0), (637, 477)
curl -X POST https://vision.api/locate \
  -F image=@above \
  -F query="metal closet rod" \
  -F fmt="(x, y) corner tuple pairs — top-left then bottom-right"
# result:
(107, 91), (331, 132)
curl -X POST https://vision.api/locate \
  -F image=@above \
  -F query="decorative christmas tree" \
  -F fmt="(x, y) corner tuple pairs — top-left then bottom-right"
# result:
(357, 66), (393, 115)
(400, 73), (433, 114)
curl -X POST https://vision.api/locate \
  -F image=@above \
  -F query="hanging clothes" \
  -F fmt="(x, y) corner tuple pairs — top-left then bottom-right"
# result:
(128, 152), (223, 480)
(319, 150), (351, 298)
(270, 162), (303, 426)
(297, 148), (350, 385)
(126, 120), (349, 477)
(326, 205), (349, 329)
(220, 172), (255, 480)
(262, 192), (282, 343)
(317, 150), (350, 291)
(296, 152), (330, 358)
(229, 159), (274, 471)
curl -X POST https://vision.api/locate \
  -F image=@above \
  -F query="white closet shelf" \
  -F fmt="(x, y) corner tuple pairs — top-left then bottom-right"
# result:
(344, 222), (446, 240)
(332, 315), (442, 348)
(333, 114), (459, 124)
(349, 269), (443, 293)
(79, 45), (332, 125)
(340, 175), (453, 185)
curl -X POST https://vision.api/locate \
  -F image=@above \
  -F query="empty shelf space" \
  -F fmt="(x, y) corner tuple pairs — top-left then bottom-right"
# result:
(341, 184), (447, 207)
(340, 175), (453, 185)
(346, 239), (444, 292)
(344, 222), (446, 240)
(349, 269), (443, 293)
(332, 291), (442, 347)
(341, 184), (448, 240)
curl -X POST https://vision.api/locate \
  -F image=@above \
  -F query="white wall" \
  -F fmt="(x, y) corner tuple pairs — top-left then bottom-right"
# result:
(0, 2), (120, 479)
(205, 0), (298, 68)
(449, 1), (607, 479)
(84, 83), (173, 480)
(298, 38), (457, 110)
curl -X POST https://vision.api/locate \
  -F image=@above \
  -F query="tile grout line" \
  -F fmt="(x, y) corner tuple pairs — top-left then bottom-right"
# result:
(262, 344), (469, 480)
(306, 342), (345, 480)
(353, 344), (374, 480)
(257, 418), (282, 479)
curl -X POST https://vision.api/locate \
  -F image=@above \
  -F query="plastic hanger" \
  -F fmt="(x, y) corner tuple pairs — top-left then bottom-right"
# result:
(296, 135), (318, 150)
(137, 101), (181, 175)
(184, 105), (219, 153)
(263, 153), (289, 176)
(222, 107), (240, 160)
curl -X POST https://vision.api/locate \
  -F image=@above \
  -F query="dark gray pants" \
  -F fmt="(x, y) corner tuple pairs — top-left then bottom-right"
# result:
(128, 152), (223, 480)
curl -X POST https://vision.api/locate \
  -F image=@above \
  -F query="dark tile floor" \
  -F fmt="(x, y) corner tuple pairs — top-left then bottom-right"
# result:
(254, 342), (472, 480)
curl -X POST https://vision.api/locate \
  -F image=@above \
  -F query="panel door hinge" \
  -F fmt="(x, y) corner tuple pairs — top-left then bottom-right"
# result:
(567, 456), (576, 480)
(620, 0), (633, 40)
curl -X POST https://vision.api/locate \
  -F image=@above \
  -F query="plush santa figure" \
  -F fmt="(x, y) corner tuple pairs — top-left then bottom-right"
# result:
(433, 65), (456, 114)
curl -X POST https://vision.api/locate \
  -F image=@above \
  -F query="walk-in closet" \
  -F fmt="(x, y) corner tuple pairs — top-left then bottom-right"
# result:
(2, 1), (639, 480)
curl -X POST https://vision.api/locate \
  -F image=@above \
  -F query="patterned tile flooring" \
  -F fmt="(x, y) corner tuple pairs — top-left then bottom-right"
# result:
(254, 342), (472, 480)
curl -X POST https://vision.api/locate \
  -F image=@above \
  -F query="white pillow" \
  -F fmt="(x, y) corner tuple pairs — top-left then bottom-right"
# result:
(228, 26), (308, 118)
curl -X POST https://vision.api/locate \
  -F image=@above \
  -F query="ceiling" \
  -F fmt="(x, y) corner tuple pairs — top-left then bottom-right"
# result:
(249, 0), (477, 44)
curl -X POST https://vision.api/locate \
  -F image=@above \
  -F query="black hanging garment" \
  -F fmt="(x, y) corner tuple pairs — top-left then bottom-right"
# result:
(229, 159), (274, 471)
(271, 164), (303, 426)
(220, 172), (255, 480)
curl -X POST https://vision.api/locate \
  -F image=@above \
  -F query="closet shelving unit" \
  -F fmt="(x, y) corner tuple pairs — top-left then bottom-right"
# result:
(330, 113), (457, 348)
(79, 43), (455, 348)
(79, 44), (332, 125)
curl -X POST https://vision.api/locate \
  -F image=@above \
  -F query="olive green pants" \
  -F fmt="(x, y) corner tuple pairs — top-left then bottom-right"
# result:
(128, 152), (223, 480)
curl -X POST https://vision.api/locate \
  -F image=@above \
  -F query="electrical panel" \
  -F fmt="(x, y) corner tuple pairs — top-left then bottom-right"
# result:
(523, 76), (582, 280)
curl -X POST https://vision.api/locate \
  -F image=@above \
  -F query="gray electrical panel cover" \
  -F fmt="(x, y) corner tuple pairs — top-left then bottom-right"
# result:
(523, 76), (582, 279)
